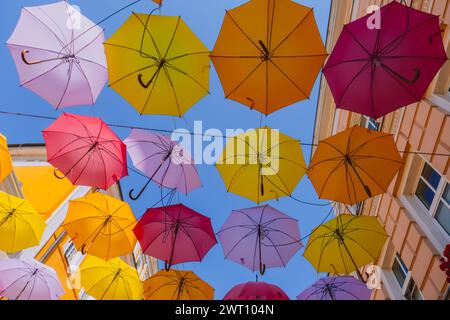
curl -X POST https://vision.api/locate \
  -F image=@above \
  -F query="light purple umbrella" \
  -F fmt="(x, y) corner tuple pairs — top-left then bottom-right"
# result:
(124, 129), (201, 200)
(297, 276), (371, 300)
(217, 205), (303, 275)
(0, 258), (64, 300)
(7, 1), (107, 109)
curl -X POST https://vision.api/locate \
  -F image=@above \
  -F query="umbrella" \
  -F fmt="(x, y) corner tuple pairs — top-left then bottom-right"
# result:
(0, 191), (45, 254)
(6, 1), (107, 109)
(216, 126), (307, 203)
(297, 276), (371, 300)
(42, 113), (128, 190)
(217, 205), (302, 275)
(224, 281), (289, 300)
(143, 269), (214, 300)
(124, 129), (201, 200)
(134, 204), (217, 270)
(0, 133), (12, 183)
(303, 214), (388, 280)
(0, 258), (64, 300)
(211, 0), (327, 114)
(63, 192), (137, 261)
(308, 126), (403, 205)
(104, 13), (210, 116)
(323, 1), (448, 118)
(80, 255), (143, 300)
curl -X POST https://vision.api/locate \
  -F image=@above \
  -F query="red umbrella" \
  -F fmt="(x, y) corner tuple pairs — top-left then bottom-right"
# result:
(134, 204), (217, 270)
(223, 281), (289, 300)
(323, 2), (447, 118)
(42, 113), (128, 190)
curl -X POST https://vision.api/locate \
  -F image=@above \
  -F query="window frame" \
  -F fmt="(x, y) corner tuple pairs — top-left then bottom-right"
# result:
(391, 253), (424, 300)
(360, 115), (382, 131)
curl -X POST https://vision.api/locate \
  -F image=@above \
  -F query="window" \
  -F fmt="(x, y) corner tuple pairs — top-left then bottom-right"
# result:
(415, 162), (450, 235)
(391, 253), (424, 300)
(63, 240), (77, 264)
(360, 116), (381, 131)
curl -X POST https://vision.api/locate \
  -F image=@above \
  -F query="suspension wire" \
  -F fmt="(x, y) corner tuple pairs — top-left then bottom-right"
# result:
(1, 110), (449, 157)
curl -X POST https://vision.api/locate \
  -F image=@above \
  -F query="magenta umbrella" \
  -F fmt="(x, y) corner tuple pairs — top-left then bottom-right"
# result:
(6, 1), (107, 109)
(124, 129), (201, 200)
(133, 204), (217, 270)
(217, 205), (303, 275)
(0, 258), (64, 300)
(323, 1), (447, 118)
(224, 281), (289, 300)
(297, 276), (371, 300)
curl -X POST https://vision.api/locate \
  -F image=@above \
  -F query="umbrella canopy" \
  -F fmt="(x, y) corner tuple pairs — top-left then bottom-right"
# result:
(143, 269), (214, 300)
(124, 129), (201, 200)
(104, 13), (210, 116)
(308, 126), (403, 205)
(323, 1), (448, 118)
(303, 214), (388, 276)
(211, 0), (327, 114)
(134, 204), (217, 269)
(42, 113), (128, 190)
(80, 255), (143, 300)
(297, 276), (371, 300)
(217, 205), (302, 275)
(0, 191), (45, 254)
(0, 258), (64, 300)
(0, 133), (13, 183)
(216, 126), (306, 203)
(224, 281), (289, 300)
(63, 192), (137, 261)
(6, 1), (107, 109)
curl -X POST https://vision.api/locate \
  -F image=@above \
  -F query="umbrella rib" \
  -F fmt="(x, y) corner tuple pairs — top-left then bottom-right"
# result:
(20, 60), (66, 87)
(161, 64), (183, 117)
(350, 161), (388, 194)
(140, 66), (163, 115)
(224, 10), (263, 54)
(344, 161), (359, 205)
(167, 51), (211, 62)
(348, 134), (392, 156)
(162, 16), (181, 59)
(322, 57), (371, 72)
(223, 228), (258, 259)
(225, 164), (250, 192)
(317, 159), (346, 199)
(22, 8), (70, 55)
(225, 60), (264, 98)
(369, 63), (377, 118)
(74, 28), (105, 57)
(342, 25), (371, 56)
(263, 227), (302, 246)
(109, 64), (159, 88)
(343, 234), (379, 261)
(308, 156), (345, 171)
(271, 8), (313, 54)
(379, 16), (438, 55)
(379, 62), (422, 100)
(55, 61), (74, 109)
(103, 42), (157, 60)
(263, 234), (289, 267)
(336, 61), (371, 107)
(132, 13), (164, 59)
(73, 61), (95, 105)
(352, 155), (403, 165)
(268, 59), (309, 99)
(165, 62), (210, 94)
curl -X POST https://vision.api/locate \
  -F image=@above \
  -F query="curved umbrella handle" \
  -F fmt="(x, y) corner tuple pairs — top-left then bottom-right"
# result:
(81, 244), (88, 255)
(53, 168), (66, 180)
(259, 262), (266, 276)
(129, 178), (152, 201)
(164, 260), (172, 271)
(21, 50), (40, 65)
(138, 74), (151, 89)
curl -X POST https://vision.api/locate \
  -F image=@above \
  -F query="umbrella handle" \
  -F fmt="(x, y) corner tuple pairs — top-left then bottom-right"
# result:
(259, 262), (266, 276)
(164, 260), (172, 271)
(21, 50), (40, 65)
(53, 168), (66, 180)
(81, 244), (88, 255)
(138, 74), (152, 89)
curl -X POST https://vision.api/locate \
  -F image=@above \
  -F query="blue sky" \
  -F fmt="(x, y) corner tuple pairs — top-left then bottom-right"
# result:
(0, 0), (332, 299)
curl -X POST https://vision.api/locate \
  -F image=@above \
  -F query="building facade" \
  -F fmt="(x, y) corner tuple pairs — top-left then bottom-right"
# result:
(313, 0), (450, 300)
(0, 144), (157, 300)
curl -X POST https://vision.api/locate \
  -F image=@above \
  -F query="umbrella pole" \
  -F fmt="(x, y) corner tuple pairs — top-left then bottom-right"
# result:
(129, 160), (166, 200)
(257, 225), (266, 275)
(341, 240), (365, 283)
(165, 223), (180, 271)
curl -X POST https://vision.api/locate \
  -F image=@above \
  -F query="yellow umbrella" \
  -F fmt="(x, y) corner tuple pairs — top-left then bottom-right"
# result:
(80, 255), (143, 300)
(144, 269), (214, 300)
(0, 191), (45, 253)
(63, 192), (137, 261)
(216, 126), (306, 203)
(104, 13), (210, 116)
(303, 214), (388, 279)
(0, 134), (12, 183)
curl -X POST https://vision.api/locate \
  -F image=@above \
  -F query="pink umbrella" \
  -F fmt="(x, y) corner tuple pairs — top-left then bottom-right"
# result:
(42, 113), (128, 190)
(7, 1), (107, 109)
(217, 205), (303, 275)
(323, 1), (447, 118)
(124, 129), (201, 200)
(224, 281), (289, 300)
(0, 258), (64, 300)
(134, 204), (217, 270)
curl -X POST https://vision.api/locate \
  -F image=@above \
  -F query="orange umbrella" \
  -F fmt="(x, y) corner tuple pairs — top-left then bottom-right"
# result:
(211, 0), (327, 115)
(144, 269), (214, 300)
(308, 126), (403, 205)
